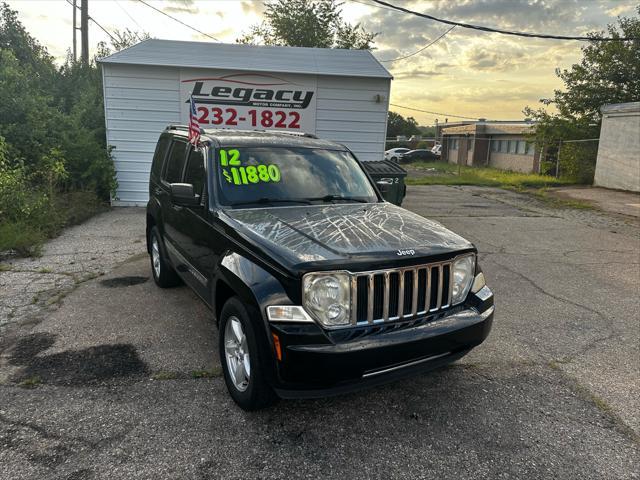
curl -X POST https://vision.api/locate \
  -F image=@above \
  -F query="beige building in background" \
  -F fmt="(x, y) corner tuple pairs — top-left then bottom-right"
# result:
(441, 121), (539, 173)
(594, 102), (640, 192)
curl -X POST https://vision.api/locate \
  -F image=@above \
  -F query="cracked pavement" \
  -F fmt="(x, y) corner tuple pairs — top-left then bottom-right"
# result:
(1, 186), (639, 479)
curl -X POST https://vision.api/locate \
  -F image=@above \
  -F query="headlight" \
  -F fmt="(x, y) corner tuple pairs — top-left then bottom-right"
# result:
(451, 255), (475, 305)
(302, 272), (351, 327)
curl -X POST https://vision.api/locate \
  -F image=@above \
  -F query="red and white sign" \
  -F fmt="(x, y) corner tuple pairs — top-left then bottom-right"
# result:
(180, 70), (317, 134)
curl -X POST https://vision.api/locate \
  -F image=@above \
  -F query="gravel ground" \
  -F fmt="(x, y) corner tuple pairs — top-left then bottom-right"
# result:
(0, 186), (638, 479)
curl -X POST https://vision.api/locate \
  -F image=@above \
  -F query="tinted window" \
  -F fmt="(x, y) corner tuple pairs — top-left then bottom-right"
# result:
(215, 147), (377, 207)
(164, 140), (187, 183)
(184, 147), (205, 197)
(151, 136), (171, 179)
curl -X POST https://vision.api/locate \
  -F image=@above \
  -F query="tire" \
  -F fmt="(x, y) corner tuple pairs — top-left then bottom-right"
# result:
(219, 297), (277, 411)
(390, 156), (398, 163)
(149, 226), (181, 288)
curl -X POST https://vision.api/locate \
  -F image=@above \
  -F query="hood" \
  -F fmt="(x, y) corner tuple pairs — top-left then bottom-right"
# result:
(223, 202), (473, 269)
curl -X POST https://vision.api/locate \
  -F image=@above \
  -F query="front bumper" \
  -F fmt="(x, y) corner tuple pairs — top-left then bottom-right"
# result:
(269, 286), (494, 399)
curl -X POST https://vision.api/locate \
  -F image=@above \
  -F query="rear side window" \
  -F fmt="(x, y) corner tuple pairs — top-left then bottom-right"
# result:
(163, 140), (188, 183)
(151, 136), (170, 179)
(184, 147), (205, 197)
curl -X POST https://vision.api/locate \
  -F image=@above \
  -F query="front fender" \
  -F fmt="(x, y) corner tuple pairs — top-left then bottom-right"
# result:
(216, 252), (294, 318)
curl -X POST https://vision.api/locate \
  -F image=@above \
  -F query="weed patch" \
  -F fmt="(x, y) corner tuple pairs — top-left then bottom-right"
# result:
(407, 161), (576, 190)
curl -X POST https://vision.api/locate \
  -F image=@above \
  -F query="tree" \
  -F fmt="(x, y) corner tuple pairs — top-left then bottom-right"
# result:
(238, 0), (376, 49)
(386, 111), (421, 138)
(525, 8), (639, 181)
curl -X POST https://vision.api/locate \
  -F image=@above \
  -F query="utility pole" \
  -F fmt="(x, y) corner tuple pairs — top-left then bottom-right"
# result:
(72, 0), (77, 62)
(81, 0), (89, 65)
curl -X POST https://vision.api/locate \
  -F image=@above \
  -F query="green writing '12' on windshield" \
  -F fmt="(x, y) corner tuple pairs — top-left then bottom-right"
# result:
(218, 149), (281, 186)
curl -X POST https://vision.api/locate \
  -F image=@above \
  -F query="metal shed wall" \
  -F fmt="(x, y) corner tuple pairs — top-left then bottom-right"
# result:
(103, 63), (390, 206)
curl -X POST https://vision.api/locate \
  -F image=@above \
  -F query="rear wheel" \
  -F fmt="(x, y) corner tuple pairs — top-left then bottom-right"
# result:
(219, 297), (277, 410)
(149, 226), (180, 288)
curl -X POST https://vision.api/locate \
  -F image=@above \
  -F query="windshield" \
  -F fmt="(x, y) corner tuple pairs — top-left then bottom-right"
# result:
(214, 147), (378, 207)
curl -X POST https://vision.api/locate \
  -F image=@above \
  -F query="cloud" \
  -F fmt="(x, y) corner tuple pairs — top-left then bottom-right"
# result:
(240, 1), (264, 16)
(605, 4), (637, 16)
(164, 0), (199, 14)
(393, 68), (443, 80)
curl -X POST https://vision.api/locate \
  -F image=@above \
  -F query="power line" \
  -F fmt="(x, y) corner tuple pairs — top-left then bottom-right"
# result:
(369, 0), (637, 41)
(136, 0), (220, 42)
(389, 103), (479, 121)
(66, 0), (117, 43)
(115, 0), (145, 34)
(379, 25), (455, 63)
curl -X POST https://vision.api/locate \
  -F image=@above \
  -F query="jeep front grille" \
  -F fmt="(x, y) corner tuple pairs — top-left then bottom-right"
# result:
(351, 261), (453, 324)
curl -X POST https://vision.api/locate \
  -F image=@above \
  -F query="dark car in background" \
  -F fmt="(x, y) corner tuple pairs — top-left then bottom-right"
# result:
(399, 149), (439, 163)
(146, 126), (494, 410)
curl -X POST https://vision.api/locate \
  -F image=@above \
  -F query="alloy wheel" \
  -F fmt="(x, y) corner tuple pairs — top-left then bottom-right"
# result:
(151, 237), (161, 278)
(224, 316), (250, 392)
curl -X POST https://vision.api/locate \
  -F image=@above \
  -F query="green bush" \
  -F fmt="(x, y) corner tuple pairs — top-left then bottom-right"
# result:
(0, 220), (47, 256)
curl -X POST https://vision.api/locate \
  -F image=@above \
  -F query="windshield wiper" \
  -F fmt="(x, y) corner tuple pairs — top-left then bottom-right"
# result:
(304, 194), (370, 203)
(230, 197), (312, 207)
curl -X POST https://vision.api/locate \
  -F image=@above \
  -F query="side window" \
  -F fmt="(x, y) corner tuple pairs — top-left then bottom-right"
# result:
(184, 147), (205, 197)
(151, 136), (170, 179)
(163, 140), (188, 184)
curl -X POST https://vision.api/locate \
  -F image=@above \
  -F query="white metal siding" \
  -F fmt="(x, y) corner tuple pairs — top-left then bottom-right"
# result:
(315, 76), (390, 162)
(104, 64), (180, 205)
(104, 66), (391, 205)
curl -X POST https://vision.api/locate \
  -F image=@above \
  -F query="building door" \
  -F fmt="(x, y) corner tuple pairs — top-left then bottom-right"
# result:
(458, 137), (468, 166)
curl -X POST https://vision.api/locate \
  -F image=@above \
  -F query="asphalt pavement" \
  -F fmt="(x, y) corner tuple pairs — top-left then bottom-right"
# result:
(1, 185), (638, 479)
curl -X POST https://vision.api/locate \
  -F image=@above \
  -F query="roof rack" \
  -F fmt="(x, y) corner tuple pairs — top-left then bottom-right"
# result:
(276, 130), (318, 139)
(166, 125), (317, 139)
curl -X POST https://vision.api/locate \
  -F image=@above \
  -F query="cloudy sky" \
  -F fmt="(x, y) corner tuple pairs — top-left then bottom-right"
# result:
(7, 0), (638, 124)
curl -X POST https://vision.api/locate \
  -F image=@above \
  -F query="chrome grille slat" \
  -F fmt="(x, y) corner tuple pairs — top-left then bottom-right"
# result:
(382, 272), (390, 321)
(353, 257), (468, 324)
(435, 265), (443, 310)
(351, 276), (358, 325)
(367, 274), (374, 324)
(397, 271), (405, 319)
(411, 269), (418, 316)
(426, 266), (432, 312)
(446, 264), (453, 308)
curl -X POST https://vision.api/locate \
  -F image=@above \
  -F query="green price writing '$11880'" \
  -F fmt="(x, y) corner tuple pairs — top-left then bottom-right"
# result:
(219, 149), (281, 186)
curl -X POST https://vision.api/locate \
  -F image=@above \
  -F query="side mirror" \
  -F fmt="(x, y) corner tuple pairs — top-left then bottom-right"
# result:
(170, 183), (200, 207)
(376, 179), (393, 194)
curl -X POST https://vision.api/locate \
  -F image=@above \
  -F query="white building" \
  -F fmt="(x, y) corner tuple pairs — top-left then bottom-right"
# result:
(594, 102), (640, 192)
(99, 39), (392, 205)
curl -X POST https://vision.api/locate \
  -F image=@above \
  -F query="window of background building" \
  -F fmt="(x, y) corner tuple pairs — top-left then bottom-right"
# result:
(526, 142), (535, 155)
(491, 140), (499, 152)
(509, 140), (517, 154)
(499, 140), (508, 153)
(516, 140), (526, 154)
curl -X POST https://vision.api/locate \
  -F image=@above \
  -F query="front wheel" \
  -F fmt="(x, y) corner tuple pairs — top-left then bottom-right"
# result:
(219, 297), (277, 411)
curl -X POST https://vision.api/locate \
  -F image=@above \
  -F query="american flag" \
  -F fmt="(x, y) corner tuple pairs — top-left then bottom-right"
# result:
(188, 94), (201, 145)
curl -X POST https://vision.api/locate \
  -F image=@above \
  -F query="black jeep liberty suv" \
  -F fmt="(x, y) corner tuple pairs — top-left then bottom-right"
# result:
(146, 126), (494, 410)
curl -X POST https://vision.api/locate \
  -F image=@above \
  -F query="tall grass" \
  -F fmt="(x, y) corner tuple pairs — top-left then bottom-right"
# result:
(406, 162), (575, 189)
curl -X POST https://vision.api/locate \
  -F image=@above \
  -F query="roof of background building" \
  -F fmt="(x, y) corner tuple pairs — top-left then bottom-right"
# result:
(441, 120), (536, 135)
(601, 102), (640, 114)
(99, 39), (393, 79)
